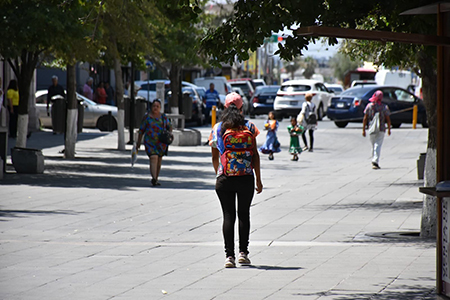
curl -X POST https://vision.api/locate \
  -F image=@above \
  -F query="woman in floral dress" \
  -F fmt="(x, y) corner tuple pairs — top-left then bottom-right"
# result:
(136, 99), (172, 186)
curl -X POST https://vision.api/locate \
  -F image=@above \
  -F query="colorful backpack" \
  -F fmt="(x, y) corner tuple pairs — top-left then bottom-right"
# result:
(220, 126), (255, 176)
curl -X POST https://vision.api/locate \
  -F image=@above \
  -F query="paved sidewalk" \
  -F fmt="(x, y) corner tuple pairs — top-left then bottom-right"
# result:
(0, 120), (437, 299)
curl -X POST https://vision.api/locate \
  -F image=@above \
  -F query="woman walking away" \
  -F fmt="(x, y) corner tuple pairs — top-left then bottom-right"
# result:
(259, 111), (281, 160)
(362, 90), (391, 169)
(136, 99), (172, 186)
(6, 80), (19, 138)
(287, 117), (303, 161)
(297, 93), (317, 152)
(209, 92), (263, 268)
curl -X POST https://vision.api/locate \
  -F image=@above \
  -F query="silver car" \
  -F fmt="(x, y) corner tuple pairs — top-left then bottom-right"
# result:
(35, 90), (118, 131)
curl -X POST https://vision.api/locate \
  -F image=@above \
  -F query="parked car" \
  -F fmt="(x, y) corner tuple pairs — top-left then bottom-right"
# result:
(228, 80), (255, 100)
(350, 80), (377, 88)
(324, 83), (344, 95)
(253, 79), (266, 87)
(193, 76), (231, 105)
(181, 86), (205, 125)
(273, 80), (333, 120)
(250, 85), (280, 117)
(231, 87), (249, 114)
(35, 90), (118, 131)
(135, 80), (196, 101)
(327, 85), (428, 128)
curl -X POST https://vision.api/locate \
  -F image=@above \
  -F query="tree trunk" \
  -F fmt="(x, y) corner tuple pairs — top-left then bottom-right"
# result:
(114, 56), (125, 151)
(418, 50), (438, 238)
(9, 51), (40, 148)
(169, 64), (181, 114)
(65, 63), (77, 159)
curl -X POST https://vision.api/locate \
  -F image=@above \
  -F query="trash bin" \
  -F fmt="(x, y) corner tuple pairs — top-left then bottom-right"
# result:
(125, 96), (148, 128)
(182, 91), (193, 120)
(51, 95), (66, 133)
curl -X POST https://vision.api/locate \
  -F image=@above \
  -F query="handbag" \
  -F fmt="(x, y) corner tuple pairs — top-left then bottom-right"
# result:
(159, 115), (173, 145)
(368, 112), (380, 135)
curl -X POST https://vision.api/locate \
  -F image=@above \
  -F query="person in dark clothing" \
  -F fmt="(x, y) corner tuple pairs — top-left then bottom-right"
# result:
(47, 75), (65, 116)
(105, 82), (115, 106)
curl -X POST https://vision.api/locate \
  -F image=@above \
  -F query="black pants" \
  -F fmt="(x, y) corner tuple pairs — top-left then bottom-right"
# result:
(9, 106), (18, 138)
(215, 175), (254, 258)
(302, 129), (314, 149)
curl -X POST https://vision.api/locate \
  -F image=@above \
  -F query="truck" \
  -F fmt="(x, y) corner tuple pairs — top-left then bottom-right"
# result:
(374, 70), (413, 90)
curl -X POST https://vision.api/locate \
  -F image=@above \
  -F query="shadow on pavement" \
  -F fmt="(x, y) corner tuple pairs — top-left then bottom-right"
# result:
(320, 201), (423, 212)
(292, 284), (435, 299)
(7, 130), (109, 155)
(244, 265), (303, 271)
(0, 208), (80, 221)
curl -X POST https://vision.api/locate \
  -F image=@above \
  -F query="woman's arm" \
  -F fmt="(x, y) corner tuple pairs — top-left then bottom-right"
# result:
(252, 141), (263, 194)
(385, 114), (391, 136)
(211, 147), (220, 173)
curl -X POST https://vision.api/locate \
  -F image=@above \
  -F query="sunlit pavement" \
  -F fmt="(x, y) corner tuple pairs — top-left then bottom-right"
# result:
(0, 119), (436, 299)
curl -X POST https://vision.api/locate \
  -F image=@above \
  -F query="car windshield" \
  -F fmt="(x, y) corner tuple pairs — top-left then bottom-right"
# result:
(328, 87), (343, 93)
(231, 83), (250, 93)
(340, 87), (375, 97)
(280, 85), (311, 92)
(78, 94), (96, 105)
(257, 86), (279, 94)
(195, 88), (206, 98)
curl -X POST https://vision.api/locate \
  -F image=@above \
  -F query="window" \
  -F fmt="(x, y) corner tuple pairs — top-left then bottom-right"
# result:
(36, 95), (46, 104)
(280, 85), (311, 92)
(394, 89), (415, 102)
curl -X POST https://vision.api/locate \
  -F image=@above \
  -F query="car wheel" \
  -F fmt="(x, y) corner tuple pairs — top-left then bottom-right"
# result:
(275, 112), (283, 121)
(97, 115), (117, 132)
(392, 122), (402, 128)
(317, 104), (324, 121)
(334, 121), (348, 128)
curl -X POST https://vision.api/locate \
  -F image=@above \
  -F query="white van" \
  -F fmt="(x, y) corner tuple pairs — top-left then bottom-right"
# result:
(193, 76), (232, 104)
(375, 70), (412, 90)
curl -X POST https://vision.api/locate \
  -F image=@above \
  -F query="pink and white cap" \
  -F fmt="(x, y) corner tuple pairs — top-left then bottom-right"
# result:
(224, 92), (243, 109)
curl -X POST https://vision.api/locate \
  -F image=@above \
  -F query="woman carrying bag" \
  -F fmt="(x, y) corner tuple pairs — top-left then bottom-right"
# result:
(209, 92), (263, 268)
(297, 93), (317, 152)
(136, 99), (173, 186)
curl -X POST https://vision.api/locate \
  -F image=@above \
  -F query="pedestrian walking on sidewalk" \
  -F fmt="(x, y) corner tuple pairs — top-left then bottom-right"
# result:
(136, 99), (172, 186)
(209, 92), (263, 268)
(259, 111), (281, 160)
(287, 117), (303, 161)
(362, 90), (391, 169)
(297, 93), (317, 152)
(6, 79), (19, 138)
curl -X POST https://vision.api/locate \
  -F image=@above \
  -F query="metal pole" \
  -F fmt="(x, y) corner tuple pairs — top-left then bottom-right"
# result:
(412, 105), (418, 129)
(129, 62), (135, 144)
(211, 105), (217, 127)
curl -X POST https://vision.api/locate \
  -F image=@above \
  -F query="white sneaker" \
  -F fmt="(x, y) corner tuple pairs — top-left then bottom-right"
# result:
(224, 256), (236, 268)
(238, 252), (251, 265)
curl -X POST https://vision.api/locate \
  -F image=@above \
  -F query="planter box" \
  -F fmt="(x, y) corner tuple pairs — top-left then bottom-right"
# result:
(11, 147), (44, 174)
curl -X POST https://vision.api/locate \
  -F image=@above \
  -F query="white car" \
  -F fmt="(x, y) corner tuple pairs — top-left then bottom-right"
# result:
(36, 90), (118, 131)
(324, 83), (344, 95)
(135, 80), (197, 101)
(273, 79), (333, 120)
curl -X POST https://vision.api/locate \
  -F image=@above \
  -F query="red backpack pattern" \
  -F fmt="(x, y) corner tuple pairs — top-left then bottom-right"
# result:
(220, 128), (254, 176)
